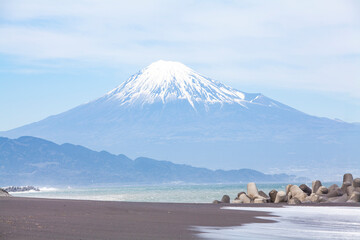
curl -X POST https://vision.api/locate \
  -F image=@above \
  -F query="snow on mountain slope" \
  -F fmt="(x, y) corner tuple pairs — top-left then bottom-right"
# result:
(103, 60), (289, 111)
(1, 60), (359, 177)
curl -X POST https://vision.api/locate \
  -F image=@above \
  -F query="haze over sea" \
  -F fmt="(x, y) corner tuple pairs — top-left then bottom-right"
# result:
(10, 182), (340, 203)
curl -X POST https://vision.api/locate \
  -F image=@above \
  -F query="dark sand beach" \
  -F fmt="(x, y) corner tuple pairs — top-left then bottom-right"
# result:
(0, 197), (274, 240)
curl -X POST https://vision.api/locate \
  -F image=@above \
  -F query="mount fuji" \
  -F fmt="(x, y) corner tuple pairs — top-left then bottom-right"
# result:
(2, 60), (359, 178)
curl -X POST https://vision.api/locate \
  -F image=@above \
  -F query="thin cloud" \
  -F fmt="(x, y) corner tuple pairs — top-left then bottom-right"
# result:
(1, 0), (360, 97)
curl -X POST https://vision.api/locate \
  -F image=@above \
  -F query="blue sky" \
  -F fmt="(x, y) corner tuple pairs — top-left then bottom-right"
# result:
(1, 0), (360, 131)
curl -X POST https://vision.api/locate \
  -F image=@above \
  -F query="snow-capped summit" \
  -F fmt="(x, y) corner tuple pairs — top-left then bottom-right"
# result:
(2, 60), (359, 177)
(105, 60), (249, 108)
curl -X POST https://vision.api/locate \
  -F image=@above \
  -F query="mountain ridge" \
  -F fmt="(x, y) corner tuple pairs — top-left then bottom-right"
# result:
(0, 136), (297, 186)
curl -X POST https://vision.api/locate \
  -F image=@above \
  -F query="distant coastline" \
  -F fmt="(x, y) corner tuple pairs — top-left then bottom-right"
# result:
(3, 186), (40, 193)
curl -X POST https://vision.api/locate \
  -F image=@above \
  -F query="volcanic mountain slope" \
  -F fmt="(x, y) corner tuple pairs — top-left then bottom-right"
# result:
(2, 60), (359, 178)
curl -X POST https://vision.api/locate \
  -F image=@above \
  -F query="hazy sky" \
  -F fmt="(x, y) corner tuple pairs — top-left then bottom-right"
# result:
(1, 0), (360, 131)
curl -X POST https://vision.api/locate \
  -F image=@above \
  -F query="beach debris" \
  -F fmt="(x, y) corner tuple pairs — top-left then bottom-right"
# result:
(215, 173), (360, 205)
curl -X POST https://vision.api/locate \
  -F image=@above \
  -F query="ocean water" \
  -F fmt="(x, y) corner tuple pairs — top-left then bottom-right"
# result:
(195, 206), (360, 240)
(10, 182), (339, 203)
(10, 183), (291, 203)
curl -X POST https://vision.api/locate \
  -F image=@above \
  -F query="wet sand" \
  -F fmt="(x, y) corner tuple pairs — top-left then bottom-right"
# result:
(0, 197), (273, 240)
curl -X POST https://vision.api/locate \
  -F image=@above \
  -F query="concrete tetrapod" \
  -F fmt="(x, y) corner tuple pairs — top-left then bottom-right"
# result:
(326, 187), (343, 198)
(274, 191), (287, 203)
(289, 185), (308, 202)
(312, 180), (322, 194)
(343, 173), (354, 184)
(342, 173), (354, 193)
(269, 190), (278, 203)
(347, 192), (360, 203)
(221, 195), (230, 203)
(288, 197), (301, 205)
(247, 182), (260, 199)
(353, 178), (360, 188)
(327, 194), (348, 203)
(258, 191), (269, 199)
(239, 193), (251, 203)
(299, 184), (312, 196)
(316, 186), (329, 195)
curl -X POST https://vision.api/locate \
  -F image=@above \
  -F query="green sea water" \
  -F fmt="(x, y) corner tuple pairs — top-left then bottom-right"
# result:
(10, 182), (340, 203)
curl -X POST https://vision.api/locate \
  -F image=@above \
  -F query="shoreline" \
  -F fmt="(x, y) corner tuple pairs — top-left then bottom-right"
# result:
(0, 196), (275, 240)
(1, 197), (359, 240)
(4, 194), (360, 206)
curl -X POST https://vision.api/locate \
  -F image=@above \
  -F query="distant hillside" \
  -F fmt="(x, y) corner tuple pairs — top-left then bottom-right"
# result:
(0, 136), (296, 186)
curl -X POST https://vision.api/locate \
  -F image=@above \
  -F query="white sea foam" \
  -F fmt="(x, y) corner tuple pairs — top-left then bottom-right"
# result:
(195, 206), (360, 240)
(39, 187), (59, 192)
